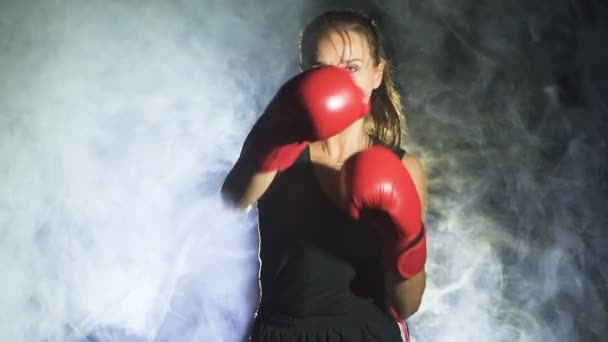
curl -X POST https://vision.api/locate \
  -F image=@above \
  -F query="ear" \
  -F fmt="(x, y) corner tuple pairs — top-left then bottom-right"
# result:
(373, 59), (385, 90)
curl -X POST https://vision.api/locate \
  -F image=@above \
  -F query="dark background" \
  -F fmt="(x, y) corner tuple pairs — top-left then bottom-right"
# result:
(0, 0), (606, 341)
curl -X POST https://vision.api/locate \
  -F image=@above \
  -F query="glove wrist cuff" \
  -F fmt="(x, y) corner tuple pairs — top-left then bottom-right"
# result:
(393, 223), (427, 279)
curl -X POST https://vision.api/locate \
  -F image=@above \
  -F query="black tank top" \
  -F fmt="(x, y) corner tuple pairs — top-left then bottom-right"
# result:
(256, 145), (406, 316)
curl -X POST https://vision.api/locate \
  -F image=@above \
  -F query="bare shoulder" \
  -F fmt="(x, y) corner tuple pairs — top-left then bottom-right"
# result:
(400, 153), (425, 181)
(400, 152), (427, 216)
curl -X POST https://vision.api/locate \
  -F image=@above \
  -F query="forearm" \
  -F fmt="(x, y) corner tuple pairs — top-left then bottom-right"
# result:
(221, 157), (276, 209)
(386, 269), (426, 319)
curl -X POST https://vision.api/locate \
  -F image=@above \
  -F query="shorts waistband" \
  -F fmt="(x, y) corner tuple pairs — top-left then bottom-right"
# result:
(255, 307), (389, 330)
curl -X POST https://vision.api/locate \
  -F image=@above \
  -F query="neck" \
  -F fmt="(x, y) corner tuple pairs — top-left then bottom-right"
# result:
(317, 119), (369, 163)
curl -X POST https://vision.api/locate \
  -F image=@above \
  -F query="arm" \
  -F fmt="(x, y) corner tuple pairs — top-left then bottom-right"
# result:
(220, 151), (278, 210)
(221, 66), (370, 209)
(385, 154), (428, 319)
(386, 268), (426, 319)
(340, 148), (428, 320)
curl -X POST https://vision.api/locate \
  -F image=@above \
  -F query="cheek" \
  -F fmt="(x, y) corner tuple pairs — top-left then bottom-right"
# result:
(352, 73), (375, 98)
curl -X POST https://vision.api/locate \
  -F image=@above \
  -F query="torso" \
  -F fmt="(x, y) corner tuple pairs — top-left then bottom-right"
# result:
(308, 151), (342, 206)
(308, 136), (373, 206)
(255, 138), (406, 314)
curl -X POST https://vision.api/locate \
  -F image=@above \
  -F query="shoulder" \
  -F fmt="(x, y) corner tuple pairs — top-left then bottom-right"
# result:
(400, 152), (425, 182)
(399, 150), (427, 215)
(386, 145), (425, 180)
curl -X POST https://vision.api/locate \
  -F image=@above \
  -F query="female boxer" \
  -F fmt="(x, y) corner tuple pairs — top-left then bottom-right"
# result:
(222, 9), (427, 342)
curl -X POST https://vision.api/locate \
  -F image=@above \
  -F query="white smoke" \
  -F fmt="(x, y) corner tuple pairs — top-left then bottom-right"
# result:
(1, 0), (606, 341)
(0, 0), (306, 341)
(374, 0), (608, 340)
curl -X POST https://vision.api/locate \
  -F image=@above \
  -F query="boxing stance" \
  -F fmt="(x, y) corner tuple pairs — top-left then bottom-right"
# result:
(222, 10), (427, 342)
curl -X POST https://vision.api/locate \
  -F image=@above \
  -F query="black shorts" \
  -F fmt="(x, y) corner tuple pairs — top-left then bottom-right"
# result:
(250, 309), (407, 342)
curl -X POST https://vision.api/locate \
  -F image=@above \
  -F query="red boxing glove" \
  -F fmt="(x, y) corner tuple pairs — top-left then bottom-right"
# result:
(340, 146), (427, 279)
(243, 66), (370, 172)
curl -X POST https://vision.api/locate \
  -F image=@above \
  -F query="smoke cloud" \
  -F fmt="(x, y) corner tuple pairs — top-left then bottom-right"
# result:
(0, 1), (307, 341)
(365, 0), (608, 340)
(0, 0), (606, 341)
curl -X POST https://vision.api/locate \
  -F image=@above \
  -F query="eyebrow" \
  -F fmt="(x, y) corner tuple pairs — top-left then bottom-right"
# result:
(313, 58), (364, 66)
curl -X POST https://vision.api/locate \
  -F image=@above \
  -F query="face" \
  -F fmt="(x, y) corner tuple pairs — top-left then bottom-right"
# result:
(312, 29), (385, 99)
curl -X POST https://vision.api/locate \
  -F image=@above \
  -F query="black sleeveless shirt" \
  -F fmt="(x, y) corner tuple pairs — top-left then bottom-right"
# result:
(256, 145), (406, 317)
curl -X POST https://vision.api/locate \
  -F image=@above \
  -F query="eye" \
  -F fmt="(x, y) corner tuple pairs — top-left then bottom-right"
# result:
(345, 65), (359, 73)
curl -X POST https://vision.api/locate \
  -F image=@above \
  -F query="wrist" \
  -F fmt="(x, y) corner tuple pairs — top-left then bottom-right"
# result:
(387, 223), (427, 279)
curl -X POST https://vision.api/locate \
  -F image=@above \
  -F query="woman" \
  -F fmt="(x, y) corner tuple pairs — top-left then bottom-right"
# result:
(222, 9), (427, 342)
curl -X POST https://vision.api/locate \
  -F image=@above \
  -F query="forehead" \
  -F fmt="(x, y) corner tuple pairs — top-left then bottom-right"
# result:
(315, 29), (371, 64)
